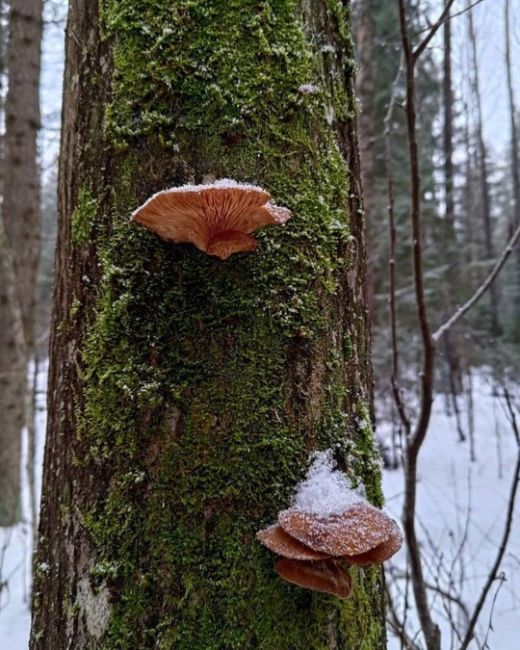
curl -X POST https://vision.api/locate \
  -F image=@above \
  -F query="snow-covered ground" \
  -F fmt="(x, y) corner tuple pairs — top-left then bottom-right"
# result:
(382, 373), (520, 649)
(0, 368), (518, 648)
(0, 362), (47, 650)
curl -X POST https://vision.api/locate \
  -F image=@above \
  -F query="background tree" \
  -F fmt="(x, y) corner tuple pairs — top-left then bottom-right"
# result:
(0, 0), (43, 526)
(31, 1), (386, 648)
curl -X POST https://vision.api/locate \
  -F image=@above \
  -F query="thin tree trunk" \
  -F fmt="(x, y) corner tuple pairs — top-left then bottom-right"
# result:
(441, 1), (463, 405)
(467, 3), (500, 334)
(504, 0), (520, 340)
(31, 1), (386, 648)
(0, 0), (43, 526)
(356, 0), (377, 324)
(443, 2), (454, 230)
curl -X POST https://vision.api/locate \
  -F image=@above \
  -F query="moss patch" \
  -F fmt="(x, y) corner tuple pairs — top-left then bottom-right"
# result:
(67, 0), (387, 647)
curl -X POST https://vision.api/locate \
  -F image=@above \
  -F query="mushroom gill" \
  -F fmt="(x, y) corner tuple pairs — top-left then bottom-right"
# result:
(131, 179), (291, 259)
(275, 558), (352, 599)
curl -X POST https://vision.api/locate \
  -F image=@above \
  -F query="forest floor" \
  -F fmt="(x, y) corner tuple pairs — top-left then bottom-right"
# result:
(0, 366), (518, 649)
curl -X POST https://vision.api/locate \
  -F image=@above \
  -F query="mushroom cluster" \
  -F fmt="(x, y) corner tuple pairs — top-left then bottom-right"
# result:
(257, 451), (402, 598)
(131, 179), (291, 260)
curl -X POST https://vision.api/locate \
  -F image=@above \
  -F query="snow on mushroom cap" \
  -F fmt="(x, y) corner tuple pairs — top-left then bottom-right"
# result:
(131, 178), (291, 260)
(278, 450), (395, 556)
(343, 519), (403, 566)
(290, 450), (364, 516)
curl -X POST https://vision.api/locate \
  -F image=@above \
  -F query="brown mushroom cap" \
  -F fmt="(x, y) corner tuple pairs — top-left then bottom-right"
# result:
(275, 558), (352, 599)
(343, 519), (403, 566)
(278, 502), (395, 557)
(131, 180), (291, 260)
(256, 524), (330, 561)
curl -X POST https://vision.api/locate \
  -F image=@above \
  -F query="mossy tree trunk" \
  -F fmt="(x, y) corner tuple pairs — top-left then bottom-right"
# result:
(31, 1), (386, 647)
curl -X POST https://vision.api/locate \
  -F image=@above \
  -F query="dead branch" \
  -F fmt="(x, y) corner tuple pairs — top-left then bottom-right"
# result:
(433, 221), (520, 343)
(384, 54), (411, 436)
(413, 0), (456, 63)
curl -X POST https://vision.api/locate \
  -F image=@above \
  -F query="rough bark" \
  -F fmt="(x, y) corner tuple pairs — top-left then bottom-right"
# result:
(31, 1), (386, 648)
(0, 0), (42, 526)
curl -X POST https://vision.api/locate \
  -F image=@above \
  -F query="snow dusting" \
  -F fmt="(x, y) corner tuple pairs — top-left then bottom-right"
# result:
(291, 450), (364, 516)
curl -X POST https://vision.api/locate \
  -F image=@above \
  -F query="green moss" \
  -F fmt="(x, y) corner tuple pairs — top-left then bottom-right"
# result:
(66, 0), (386, 647)
(71, 186), (98, 246)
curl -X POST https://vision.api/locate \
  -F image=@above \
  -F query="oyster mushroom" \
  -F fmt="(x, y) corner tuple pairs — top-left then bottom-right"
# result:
(131, 179), (291, 260)
(343, 519), (403, 566)
(275, 558), (352, 599)
(278, 501), (396, 557)
(256, 524), (329, 561)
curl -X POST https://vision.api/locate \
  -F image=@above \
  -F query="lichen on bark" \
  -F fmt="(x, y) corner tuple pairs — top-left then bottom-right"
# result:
(31, 1), (386, 648)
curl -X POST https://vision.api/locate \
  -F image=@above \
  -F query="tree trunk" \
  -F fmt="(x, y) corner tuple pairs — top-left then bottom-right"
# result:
(504, 0), (520, 340)
(355, 0), (376, 324)
(31, 1), (386, 648)
(467, 3), (501, 335)
(0, 0), (42, 526)
(443, 1), (454, 230)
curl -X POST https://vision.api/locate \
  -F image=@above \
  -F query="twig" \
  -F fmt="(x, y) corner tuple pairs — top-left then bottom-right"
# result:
(412, 0), (487, 38)
(433, 221), (520, 343)
(384, 54), (411, 436)
(413, 0), (456, 63)
(385, 580), (420, 650)
(481, 574), (506, 650)
(459, 389), (520, 649)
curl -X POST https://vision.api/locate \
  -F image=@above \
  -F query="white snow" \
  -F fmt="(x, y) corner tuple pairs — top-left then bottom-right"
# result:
(0, 361), (47, 650)
(131, 178), (269, 219)
(298, 84), (319, 95)
(291, 449), (364, 515)
(382, 372), (520, 649)
(1, 369), (519, 648)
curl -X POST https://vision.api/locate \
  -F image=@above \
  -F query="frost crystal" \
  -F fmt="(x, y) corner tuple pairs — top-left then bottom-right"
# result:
(298, 84), (319, 95)
(292, 450), (364, 516)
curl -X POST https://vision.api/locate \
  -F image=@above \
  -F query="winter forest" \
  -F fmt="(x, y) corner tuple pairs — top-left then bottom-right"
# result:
(1, 0), (520, 648)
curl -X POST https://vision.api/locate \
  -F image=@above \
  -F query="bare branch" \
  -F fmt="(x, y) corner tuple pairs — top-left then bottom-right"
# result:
(385, 580), (421, 650)
(459, 390), (520, 649)
(412, 0), (487, 38)
(433, 221), (520, 343)
(384, 54), (411, 436)
(413, 0), (457, 64)
(397, 1), (439, 646)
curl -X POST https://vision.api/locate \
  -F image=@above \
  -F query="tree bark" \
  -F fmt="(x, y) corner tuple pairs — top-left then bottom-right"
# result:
(31, 1), (386, 647)
(0, 0), (42, 526)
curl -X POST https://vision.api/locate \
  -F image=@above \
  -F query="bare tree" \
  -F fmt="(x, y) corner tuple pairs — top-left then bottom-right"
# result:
(390, 1), (520, 648)
(0, 0), (43, 526)
(356, 0), (377, 323)
(504, 0), (520, 340)
(467, 1), (501, 335)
